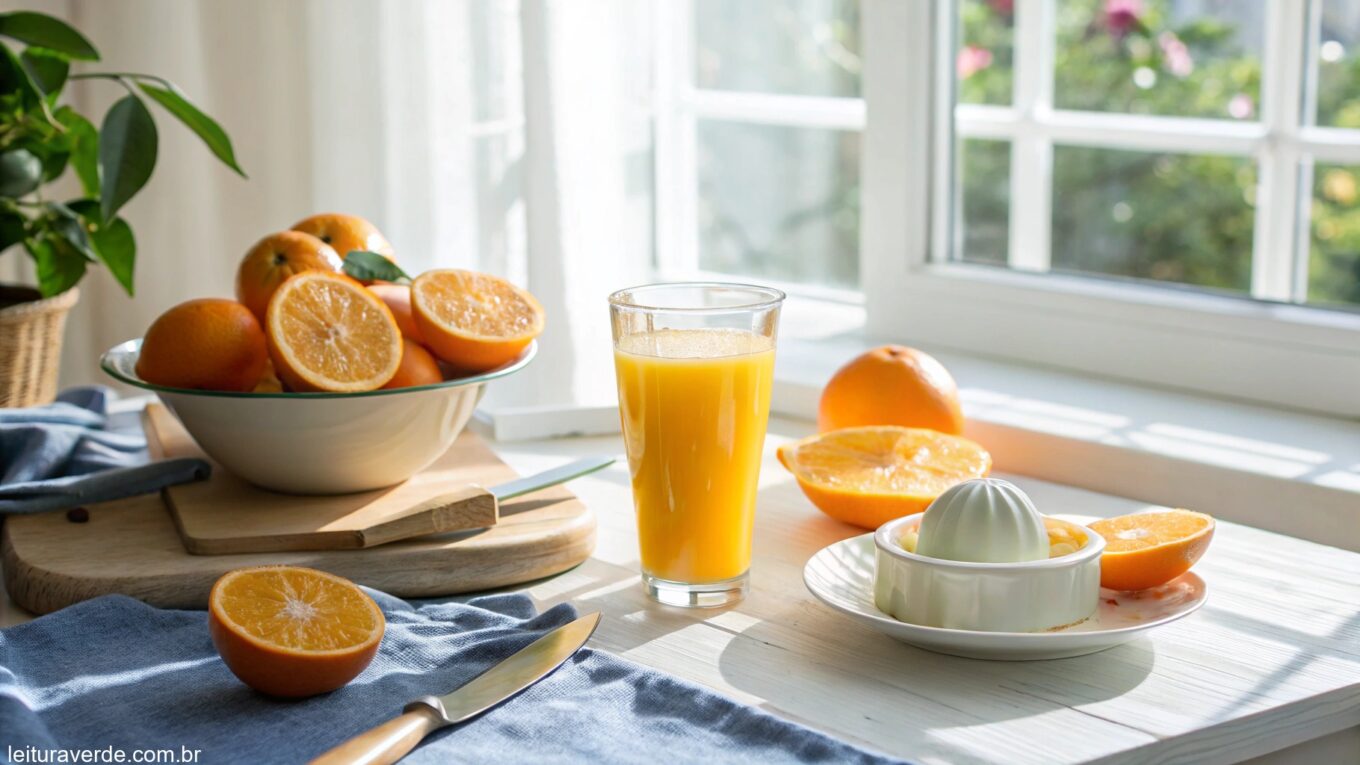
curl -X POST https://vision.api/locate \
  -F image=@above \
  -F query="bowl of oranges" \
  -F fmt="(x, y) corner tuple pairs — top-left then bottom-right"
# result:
(101, 213), (543, 494)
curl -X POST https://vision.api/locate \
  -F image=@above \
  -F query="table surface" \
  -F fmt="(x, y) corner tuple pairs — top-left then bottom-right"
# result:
(3, 415), (1358, 765)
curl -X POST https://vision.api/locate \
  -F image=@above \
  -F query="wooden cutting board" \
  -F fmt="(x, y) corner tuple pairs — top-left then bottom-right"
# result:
(141, 404), (500, 554)
(1, 413), (596, 615)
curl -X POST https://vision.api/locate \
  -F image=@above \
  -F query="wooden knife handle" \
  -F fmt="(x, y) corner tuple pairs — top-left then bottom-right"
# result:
(356, 485), (498, 548)
(308, 705), (445, 765)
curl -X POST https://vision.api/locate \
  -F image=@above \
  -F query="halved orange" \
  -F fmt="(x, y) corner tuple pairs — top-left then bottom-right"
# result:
(265, 270), (403, 392)
(1088, 510), (1214, 591)
(410, 269), (544, 372)
(208, 566), (385, 698)
(777, 426), (992, 529)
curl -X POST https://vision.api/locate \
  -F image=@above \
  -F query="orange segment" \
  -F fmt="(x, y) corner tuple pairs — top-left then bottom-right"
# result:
(265, 270), (402, 392)
(411, 269), (544, 372)
(208, 566), (385, 697)
(1088, 510), (1215, 591)
(777, 426), (992, 529)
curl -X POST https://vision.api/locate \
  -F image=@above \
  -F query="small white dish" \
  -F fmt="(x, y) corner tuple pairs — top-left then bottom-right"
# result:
(875, 511), (1104, 632)
(102, 339), (536, 494)
(806, 534), (1207, 660)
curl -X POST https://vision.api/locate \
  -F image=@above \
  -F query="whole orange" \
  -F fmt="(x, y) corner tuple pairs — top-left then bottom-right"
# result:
(818, 345), (964, 435)
(235, 231), (342, 321)
(291, 213), (395, 262)
(382, 339), (444, 389)
(367, 283), (423, 342)
(136, 299), (268, 392)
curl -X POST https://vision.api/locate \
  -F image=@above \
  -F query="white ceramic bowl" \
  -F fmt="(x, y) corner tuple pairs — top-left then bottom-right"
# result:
(101, 339), (535, 494)
(873, 512), (1105, 632)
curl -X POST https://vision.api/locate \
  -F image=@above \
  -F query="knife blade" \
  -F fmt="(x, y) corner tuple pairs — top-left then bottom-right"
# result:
(490, 455), (615, 501)
(309, 612), (602, 765)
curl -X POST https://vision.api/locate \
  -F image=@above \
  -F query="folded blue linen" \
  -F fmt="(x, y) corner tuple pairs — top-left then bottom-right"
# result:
(0, 591), (903, 764)
(0, 386), (208, 514)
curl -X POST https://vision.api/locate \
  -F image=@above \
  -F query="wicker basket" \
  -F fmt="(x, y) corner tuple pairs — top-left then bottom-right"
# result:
(0, 284), (79, 408)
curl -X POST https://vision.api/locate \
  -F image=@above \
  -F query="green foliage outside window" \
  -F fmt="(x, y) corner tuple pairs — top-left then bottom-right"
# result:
(958, 0), (1360, 307)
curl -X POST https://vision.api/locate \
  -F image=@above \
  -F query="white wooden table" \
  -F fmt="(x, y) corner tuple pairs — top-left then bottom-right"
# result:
(3, 416), (1358, 764)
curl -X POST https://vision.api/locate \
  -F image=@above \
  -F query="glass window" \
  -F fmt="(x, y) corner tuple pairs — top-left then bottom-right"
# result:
(1309, 163), (1360, 307)
(696, 121), (860, 288)
(1055, 0), (1265, 120)
(1315, 0), (1360, 129)
(958, 139), (1011, 266)
(958, 0), (1015, 106)
(693, 0), (861, 98)
(1051, 147), (1254, 292)
(947, 0), (1360, 310)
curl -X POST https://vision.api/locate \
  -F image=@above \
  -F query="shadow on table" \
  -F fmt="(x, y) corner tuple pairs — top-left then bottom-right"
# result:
(713, 597), (1157, 745)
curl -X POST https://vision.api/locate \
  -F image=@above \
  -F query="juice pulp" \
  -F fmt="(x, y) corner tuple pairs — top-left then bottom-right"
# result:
(613, 328), (775, 583)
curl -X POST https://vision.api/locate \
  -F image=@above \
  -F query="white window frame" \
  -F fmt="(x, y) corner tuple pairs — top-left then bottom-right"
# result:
(658, 0), (1360, 418)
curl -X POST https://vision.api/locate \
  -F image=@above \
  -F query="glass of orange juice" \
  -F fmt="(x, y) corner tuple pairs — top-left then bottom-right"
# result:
(610, 283), (784, 607)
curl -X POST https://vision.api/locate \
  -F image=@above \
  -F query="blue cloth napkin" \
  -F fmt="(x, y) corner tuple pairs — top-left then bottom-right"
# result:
(0, 591), (903, 764)
(0, 386), (209, 514)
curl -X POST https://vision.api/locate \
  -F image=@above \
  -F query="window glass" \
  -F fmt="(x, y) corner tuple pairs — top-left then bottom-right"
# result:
(1309, 163), (1360, 307)
(1050, 146), (1255, 293)
(693, 0), (861, 98)
(959, 139), (1011, 265)
(1055, 0), (1264, 120)
(697, 121), (860, 288)
(958, 0), (1015, 106)
(1316, 0), (1360, 128)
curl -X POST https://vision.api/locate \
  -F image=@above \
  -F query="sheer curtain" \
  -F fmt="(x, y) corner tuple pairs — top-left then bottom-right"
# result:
(0, 0), (654, 414)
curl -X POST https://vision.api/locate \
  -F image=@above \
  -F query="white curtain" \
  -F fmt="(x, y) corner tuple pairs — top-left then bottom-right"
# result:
(0, 0), (654, 412)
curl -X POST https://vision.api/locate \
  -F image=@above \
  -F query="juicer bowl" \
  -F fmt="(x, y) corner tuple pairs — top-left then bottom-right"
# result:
(873, 512), (1105, 632)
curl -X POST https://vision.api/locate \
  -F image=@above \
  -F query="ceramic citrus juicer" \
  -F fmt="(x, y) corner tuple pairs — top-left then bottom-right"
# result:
(873, 477), (1105, 632)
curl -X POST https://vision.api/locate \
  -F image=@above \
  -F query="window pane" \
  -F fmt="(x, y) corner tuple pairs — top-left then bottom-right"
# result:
(1055, 0), (1264, 120)
(1316, 0), (1360, 128)
(1309, 164), (1360, 307)
(1051, 146), (1254, 293)
(697, 121), (860, 287)
(959, 139), (1011, 265)
(693, 0), (861, 98)
(958, 0), (1014, 106)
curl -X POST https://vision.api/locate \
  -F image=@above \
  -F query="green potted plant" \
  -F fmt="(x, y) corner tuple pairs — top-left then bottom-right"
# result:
(0, 10), (243, 407)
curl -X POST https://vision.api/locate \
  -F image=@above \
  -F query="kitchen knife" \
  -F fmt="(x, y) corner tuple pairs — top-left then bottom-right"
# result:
(309, 611), (602, 765)
(490, 455), (616, 501)
(350, 456), (616, 549)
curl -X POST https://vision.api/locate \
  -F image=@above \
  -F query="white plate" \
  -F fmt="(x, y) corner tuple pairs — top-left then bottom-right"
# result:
(804, 534), (1206, 661)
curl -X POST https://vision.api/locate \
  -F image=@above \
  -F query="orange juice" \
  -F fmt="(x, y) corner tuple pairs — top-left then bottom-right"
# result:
(614, 328), (776, 583)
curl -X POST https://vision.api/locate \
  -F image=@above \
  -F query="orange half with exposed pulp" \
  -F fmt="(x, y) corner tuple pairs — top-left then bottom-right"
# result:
(265, 270), (402, 392)
(777, 426), (992, 529)
(410, 269), (544, 372)
(1088, 509), (1214, 591)
(208, 566), (385, 697)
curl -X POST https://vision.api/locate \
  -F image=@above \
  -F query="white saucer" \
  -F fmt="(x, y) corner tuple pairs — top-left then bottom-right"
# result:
(803, 534), (1206, 661)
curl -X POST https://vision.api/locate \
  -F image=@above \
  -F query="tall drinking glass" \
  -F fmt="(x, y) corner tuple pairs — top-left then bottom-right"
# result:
(609, 283), (785, 607)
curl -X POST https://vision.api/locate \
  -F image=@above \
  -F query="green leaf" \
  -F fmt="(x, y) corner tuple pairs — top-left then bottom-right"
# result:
(20, 46), (66, 100)
(343, 250), (410, 283)
(0, 41), (44, 104)
(0, 12), (98, 61)
(0, 148), (41, 197)
(67, 198), (133, 295)
(26, 233), (86, 297)
(0, 210), (26, 253)
(46, 201), (96, 262)
(57, 107), (99, 197)
(138, 82), (245, 177)
(98, 94), (157, 222)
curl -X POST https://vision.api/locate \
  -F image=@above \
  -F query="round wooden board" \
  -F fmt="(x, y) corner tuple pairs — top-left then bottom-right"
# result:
(2, 435), (596, 615)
